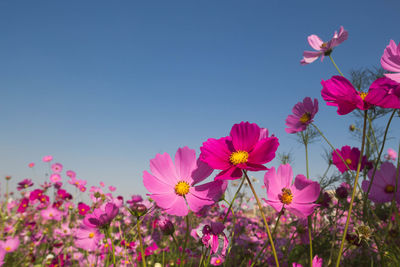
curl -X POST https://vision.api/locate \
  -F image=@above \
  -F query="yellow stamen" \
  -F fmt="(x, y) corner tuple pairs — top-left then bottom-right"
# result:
(229, 150), (249, 165)
(279, 188), (293, 205)
(299, 113), (311, 124)
(359, 92), (368, 101)
(216, 259), (221, 264)
(89, 232), (95, 238)
(345, 158), (352, 165)
(385, 185), (395, 193)
(5, 246), (11, 252)
(174, 181), (190, 196)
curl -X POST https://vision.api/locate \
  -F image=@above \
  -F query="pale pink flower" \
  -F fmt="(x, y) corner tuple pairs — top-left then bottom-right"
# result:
(0, 237), (20, 253)
(109, 186), (116, 192)
(385, 148), (398, 161)
(50, 173), (61, 183)
(66, 170), (76, 178)
(381, 40), (400, 83)
(301, 26), (348, 65)
(42, 155), (53, 162)
(41, 207), (62, 221)
(51, 163), (63, 173)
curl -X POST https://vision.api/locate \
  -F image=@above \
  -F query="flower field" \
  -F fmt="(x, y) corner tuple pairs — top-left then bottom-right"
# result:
(1, 26), (400, 267)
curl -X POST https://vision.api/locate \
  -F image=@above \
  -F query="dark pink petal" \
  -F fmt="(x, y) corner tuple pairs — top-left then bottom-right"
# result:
(211, 235), (219, 254)
(243, 162), (268, 171)
(174, 147), (197, 184)
(287, 203), (319, 218)
(230, 122), (260, 152)
(200, 137), (232, 170)
(191, 180), (227, 202)
(293, 174), (314, 190)
(366, 77), (400, 108)
(248, 137), (279, 164)
(150, 153), (178, 186)
(191, 159), (214, 185)
(292, 180), (320, 204)
(186, 193), (214, 213)
(214, 167), (243, 181)
(143, 171), (173, 194)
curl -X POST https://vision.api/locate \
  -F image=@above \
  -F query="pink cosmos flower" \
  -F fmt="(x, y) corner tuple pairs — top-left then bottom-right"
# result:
(83, 203), (119, 228)
(285, 97), (318, 133)
(293, 255), (323, 267)
(28, 162), (35, 168)
(50, 173), (61, 183)
(201, 222), (229, 256)
(300, 26), (348, 65)
(361, 162), (400, 203)
(66, 170), (76, 178)
(332, 146), (368, 173)
(51, 163), (63, 173)
(17, 179), (33, 190)
(75, 225), (104, 252)
(108, 185), (116, 192)
(42, 155), (53, 162)
(321, 76), (400, 115)
(17, 198), (29, 213)
(381, 40), (400, 83)
(263, 164), (320, 218)
(78, 202), (91, 215)
(210, 256), (225, 266)
(200, 122), (279, 180)
(41, 207), (62, 221)
(0, 237), (20, 253)
(100, 181), (105, 187)
(385, 148), (398, 161)
(143, 147), (227, 216)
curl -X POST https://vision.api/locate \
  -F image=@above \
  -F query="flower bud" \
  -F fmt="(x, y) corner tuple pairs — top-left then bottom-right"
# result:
(130, 203), (147, 217)
(158, 217), (175, 235)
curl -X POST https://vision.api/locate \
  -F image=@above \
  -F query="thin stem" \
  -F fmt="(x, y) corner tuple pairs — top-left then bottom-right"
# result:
(244, 170), (280, 267)
(223, 176), (245, 223)
(180, 215), (190, 266)
(329, 55), (344, 77)
(335, 110), (368, 267)
(137, 218), (146, 267)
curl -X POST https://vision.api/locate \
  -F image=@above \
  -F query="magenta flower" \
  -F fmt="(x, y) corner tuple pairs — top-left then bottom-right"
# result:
(17, 198), (29, 213)
(17, 178), (33, 190)
(28, 162), (35, 168)
(361, 162), (400, 204)
(143, 147), (227, 216)
(285, 97), (318, 134)
(263, 164), (320, 218)
(78, 202), (91, 216)
(381, 40), (400, 83)
(321, 76), (399, 115)
(200, 122), (279, 180)
(83, 202), (119, 228)
(293, 255), (323, 267)
(300, 26), (348, 65)
(332, 146), (368, 173)
(210, 256), (225, 266)
(201, 222), (229, 256)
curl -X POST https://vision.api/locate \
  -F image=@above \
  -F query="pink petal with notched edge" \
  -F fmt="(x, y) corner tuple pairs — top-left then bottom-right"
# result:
(150, 153), (178, 186)
(200, 137), (232, 170)
(143, 171), (173, 194)
(381, 40), (400, 73)
(307, 35), (324, 51)
(174, 147), (197, 185)
(248, 137), (279, 164)
(230, 122), (260, 152)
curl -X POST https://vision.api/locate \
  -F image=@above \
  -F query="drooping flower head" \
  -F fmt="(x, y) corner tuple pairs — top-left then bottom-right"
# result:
(300, 26), (348, 65)
(263, 164), (320, 218)
(83, 202), (119, 228)
(200, 122), (279, 180)
(201, 222), (229, 256)
(285, 97), (318, 134)
(143, 147), (227, 216)
(361, 162), (400, 204)
(17, 179), (33, 190)
(381, 40), (400, 83)
(332, 146), (368, 173)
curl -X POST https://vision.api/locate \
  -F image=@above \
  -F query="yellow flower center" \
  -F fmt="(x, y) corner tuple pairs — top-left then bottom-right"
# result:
(5, 246), (11, 252)
(385, 185), (395, 193)
(279, 188), (293, 205)
(49, 213), (53, 217)
(345, 158), (352, 165)
(320, 42), (328, 48)
(89, 232), (95, 238)
(229, 150), (249, 165)
(174, 181), (190, 196)
(359, 92), (368, 101)
(299, 112), (311, 124)
(216, 259), (221, 264)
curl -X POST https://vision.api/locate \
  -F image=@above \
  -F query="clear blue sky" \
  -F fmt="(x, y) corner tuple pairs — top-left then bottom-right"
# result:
(1, 0), (399, 198)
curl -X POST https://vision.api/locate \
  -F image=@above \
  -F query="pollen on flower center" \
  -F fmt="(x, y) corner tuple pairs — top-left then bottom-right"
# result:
(89, 232), (95, 238)
(299, 112), (311, 124)
(174, 181), (190, 196)
(345, 158), (352, 165)
(279, 188), (293, 205)
(5, 246), (11, 252)
(385, 184), (395, 193)
(229, 150), (249, 165)
(359, 92), (368, 101)
(320, 42), (328, 48)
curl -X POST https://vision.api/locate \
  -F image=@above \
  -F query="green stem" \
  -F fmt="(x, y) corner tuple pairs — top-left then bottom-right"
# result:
(335, 110), (368, 267)
(244, 170), (280, 267)
(329, 55), (344, 77)
(223, 176), (245, 223)
(137, 218), (146, 267)
(180, 215), (190, 266)
(105, 226), (116, 266)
